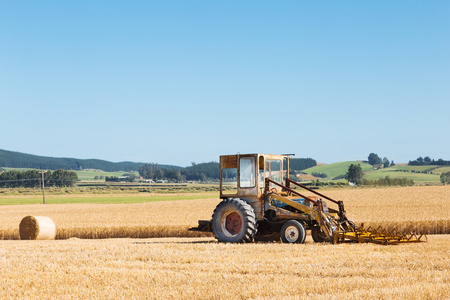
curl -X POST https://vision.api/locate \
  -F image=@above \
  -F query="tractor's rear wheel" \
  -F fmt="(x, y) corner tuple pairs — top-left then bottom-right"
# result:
(212, 198), (257, 243)
(280, 220), (306, 244)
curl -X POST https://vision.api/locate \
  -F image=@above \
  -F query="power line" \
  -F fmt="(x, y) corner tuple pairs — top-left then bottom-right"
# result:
(40, 171), (45, 205)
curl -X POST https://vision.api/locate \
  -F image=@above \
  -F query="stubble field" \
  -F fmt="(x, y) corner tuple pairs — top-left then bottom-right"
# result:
(1, 185), (449, 299)
(1, 236), (449, 299)
(1, 185), (449, 239)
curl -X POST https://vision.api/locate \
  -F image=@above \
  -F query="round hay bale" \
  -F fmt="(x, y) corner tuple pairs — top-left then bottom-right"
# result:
(19, 216), (56, 240)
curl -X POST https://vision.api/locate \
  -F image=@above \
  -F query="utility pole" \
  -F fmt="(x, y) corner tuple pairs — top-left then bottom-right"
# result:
(40, 171), (46, 204)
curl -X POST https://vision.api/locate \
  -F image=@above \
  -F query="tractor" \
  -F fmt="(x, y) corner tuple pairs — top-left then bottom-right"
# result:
(190, 153), (426, 244)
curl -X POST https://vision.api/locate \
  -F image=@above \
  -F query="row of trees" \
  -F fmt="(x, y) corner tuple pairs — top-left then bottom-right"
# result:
(139, 162), (218, 182)
(311, 172), (327, 178)
(139, 158), (317, 182)
(0, 169), (78, 188)
(289, 158), (317, 171)
(368, 153), (450, 168)
(368, 153), (394, 168)
(408, 156), (450, 166)
(345, 163), (415, 186)
(105, 173), (137, 182)
(0, 149), (150, 172)
(362, 177), (414, 186)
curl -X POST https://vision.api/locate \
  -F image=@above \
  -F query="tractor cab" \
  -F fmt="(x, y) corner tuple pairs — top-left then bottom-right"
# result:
(219, 153), (289, 220)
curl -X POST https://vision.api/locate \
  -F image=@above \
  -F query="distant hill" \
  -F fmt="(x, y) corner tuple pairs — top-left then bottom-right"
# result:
(303, 161), (373, 179)
(363, 165), (443, 182)
(303, 161), (444, 182)
(0, 149), (181, 172)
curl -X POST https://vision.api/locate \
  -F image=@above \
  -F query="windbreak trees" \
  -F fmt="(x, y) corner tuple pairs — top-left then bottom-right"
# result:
(346, 164), (364, 185)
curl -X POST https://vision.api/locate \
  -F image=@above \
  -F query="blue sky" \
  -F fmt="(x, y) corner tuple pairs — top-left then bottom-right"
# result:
(1, 1), (449, 166)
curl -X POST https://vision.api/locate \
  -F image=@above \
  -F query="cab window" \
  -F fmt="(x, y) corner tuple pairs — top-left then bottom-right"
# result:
(265, 159), (283, 189)
(239, 157), (256, 188)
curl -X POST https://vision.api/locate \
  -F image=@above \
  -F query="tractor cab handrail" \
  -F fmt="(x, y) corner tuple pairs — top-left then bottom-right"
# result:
(264, 178), (318, 205)
(285, 178), (350, 222)
(285, 178), (340, 205)
(264, 178), (351, 226)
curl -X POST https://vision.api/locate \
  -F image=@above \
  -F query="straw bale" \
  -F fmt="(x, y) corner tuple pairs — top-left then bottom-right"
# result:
(19, 216), (56, 240)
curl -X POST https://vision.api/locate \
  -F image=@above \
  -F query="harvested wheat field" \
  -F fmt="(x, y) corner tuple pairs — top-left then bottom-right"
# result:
(0, 196), (220, 239)
(1, 236), (449, 299)
(1, 185), (449, 299)
(0, 185), (449, 239)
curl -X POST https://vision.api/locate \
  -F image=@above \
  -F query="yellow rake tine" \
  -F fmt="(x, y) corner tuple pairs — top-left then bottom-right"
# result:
(334, 224), (427, 245)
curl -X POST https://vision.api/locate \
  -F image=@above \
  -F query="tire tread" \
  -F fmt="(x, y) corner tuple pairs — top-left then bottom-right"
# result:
(212, 198), (257, 243)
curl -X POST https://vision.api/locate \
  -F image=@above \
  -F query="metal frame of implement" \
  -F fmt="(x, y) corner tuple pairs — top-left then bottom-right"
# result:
(264, 178), (427, 245)
(333, 225), (427, 245)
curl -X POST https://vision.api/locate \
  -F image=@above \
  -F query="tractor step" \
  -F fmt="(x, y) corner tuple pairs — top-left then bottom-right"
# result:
(188, 220), (212, 232)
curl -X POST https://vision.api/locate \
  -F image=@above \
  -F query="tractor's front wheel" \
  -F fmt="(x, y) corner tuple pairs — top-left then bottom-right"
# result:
(280, 220), (306, 244)
(212, 198), (257, 243)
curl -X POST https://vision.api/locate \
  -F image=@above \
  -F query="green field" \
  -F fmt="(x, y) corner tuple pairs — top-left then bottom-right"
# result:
(3, 163), (447, 189)
(2, 167), (34, 172)
(303, 161), (373, 179)
(2, 168), (140, 181)
(392, 165), (439, 172)
(434, 166), (450, 174)
(75, 169), (140, 181)
(303, 162), (444, 182)
(0, 192), (218, 206)
(363, 168), (440, 182)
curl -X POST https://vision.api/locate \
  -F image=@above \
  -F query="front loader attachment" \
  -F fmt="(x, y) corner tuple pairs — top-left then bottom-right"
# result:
(265, 178), (427, 245)
(333, 224), (427, 245)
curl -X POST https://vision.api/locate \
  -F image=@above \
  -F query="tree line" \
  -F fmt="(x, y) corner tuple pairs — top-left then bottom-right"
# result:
(367, 153), (450, 167)
(362, 177), (414, 186)
(367, 153), (394, 168)
(311, 172), (327, 178)
(408, 156), (450, 166)
(345, 163), (414, 186)
(139, 162), (219, 182)
(0, 169), (78, 188)
(139, 158), (317, 182)
(0, 149), (179, 172)
(290, 158), (317, 171)
(105, 173), (138, 182)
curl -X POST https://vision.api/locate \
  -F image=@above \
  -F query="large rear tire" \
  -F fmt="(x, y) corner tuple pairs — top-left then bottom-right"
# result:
(212, 198), (257, 243)
(280, 220), (306, 244)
